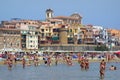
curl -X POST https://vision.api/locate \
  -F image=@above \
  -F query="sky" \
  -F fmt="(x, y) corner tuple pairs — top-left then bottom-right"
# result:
(0, 0), (120, 29)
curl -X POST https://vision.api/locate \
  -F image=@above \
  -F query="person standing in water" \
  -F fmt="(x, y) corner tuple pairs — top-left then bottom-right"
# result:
(77, 53), (81, 64)
(66, 56), (72, 66)
(100, 59), (106, 79)
(80, 58), (85, 70)
(13, 54), (17, 67)
(47, 56), (51, 66)
(55, 55), (59, 66)
(7, 57), (13, 70)
(22, 56), (26, 69)
(34, 54), (39, 67)
(85, 59), (89, 70)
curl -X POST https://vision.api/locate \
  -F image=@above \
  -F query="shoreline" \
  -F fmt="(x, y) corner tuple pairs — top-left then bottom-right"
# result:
(0, 59), (120, 65)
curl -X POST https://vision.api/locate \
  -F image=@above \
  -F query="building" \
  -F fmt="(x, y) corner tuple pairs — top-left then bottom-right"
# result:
(107, 29), (120, 46)
(21, 27), (40, 50)
(42, 9), (83, 45)
(93, 26), (109, 45)
(1, 19), (41, 50)
(46, 9), (82, 25)
(0, 9), (120, 52)
(0, 28), (21, 51)
(84, 25), (95, 44)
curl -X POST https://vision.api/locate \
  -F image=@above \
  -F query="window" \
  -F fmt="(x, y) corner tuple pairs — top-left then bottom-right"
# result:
(17, 43), (19, 46)
(49, 29), (51, 32)
(75, 29), (77, 33)
(35, 32), (38, 35)
(24, 22), (26, 24)
(11, 43), (12, 46)
(70, 29), (72, 32)
(41, 29), (44, 32)
(51, 22), (55, 24)
(47, 13), (49, 17)
(42, 33), (44, 37)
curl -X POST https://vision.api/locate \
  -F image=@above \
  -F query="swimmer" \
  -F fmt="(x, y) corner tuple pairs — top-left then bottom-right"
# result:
(109, 65), (117, 70)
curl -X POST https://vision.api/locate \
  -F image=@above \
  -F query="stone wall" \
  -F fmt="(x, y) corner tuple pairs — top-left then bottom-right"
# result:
(39, 45), (120, 52)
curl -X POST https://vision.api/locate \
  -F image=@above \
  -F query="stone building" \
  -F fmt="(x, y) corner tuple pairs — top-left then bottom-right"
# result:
(46, 9), (82, 25)
(1, 19), (41, 50)
(0, 28), (21, 51)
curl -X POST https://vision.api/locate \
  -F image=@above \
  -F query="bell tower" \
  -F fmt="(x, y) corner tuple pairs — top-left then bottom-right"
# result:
(46, 8), (53, 20)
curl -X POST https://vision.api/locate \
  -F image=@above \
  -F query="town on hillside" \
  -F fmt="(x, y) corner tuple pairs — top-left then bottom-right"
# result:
(0, 9), (120, 52)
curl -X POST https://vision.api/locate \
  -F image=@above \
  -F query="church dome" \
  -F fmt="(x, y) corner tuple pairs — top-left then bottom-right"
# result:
(70, 13), (82, 19)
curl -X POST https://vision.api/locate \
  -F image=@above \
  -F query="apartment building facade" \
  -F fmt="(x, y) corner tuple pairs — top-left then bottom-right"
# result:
(0, 9), (119, 51)
(1, 19), (41, 51)
(0, 28), (21, 51)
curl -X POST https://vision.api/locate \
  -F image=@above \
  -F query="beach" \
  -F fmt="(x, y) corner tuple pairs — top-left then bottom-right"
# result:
(0, 52), (120, 80)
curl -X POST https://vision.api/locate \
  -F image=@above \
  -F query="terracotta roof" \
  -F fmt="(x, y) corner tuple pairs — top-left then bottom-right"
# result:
(110, 29), (120, 34)
(49, 19), (63, 22)
(41, 22), (50, 25)
(53, 16), (80, 20)
(0, 28), (20, 31)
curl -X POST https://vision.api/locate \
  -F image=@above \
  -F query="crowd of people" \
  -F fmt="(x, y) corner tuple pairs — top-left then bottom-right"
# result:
(0, 51), (118, 79)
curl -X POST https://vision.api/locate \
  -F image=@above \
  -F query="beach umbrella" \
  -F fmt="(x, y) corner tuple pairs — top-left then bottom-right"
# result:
(0, 54), (2, 57)
(72, 54), (78, 58)
(115, 51), (120, 55)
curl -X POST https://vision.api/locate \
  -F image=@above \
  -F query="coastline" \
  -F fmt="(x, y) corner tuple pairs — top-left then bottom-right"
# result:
(0, 58), (120, 65)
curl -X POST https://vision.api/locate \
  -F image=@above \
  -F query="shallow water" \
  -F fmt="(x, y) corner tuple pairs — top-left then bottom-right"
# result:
(0, 62), (120, 80)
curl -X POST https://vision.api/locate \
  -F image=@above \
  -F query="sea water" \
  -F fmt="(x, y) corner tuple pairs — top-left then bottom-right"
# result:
(0, 62), (120, 80)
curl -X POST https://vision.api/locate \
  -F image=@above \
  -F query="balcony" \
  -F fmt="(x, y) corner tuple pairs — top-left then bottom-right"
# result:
(84, 39), (95, 44)
(53, 28), (60, 32)
(52, 36), (59, 41)
(68, 37), (74, 44)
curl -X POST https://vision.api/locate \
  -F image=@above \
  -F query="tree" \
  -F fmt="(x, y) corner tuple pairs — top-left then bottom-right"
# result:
(94, 45), (109, 51)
